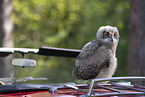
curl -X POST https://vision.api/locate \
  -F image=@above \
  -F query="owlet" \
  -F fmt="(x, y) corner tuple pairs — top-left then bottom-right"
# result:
(72, 25), (119, 81)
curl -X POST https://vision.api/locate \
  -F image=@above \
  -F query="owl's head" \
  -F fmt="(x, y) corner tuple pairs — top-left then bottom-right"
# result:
(96, 25), (119, 44)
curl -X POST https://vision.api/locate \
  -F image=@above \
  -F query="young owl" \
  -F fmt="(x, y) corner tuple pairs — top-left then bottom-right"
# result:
(72, 25), (119, 81)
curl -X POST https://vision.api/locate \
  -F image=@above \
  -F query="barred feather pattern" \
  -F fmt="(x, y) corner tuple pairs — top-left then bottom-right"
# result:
(72, 39), (117, 80)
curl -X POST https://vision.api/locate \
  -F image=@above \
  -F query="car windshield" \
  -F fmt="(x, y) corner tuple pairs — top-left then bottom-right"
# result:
(0, 47), (81, 85)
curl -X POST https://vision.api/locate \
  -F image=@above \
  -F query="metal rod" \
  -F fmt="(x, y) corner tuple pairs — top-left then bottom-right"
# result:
(112, 83), (145, 93)
(95, 84), (124, 93)
(93, 76), (145, 82)
(134, 84), (145, 89)
(86, 80), (95, 97)
(94, 92), (145, 97)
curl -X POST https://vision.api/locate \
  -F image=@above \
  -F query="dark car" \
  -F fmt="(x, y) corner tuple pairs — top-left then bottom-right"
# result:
(0, 47), (145, 97)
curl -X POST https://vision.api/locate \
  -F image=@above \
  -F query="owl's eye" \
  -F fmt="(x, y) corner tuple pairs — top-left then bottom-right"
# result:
(105, 32), (109, 37)
(114, 33), (117, 37)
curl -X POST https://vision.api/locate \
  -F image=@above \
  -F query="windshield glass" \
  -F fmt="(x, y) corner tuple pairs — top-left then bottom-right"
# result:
(11, 54), (77, 84)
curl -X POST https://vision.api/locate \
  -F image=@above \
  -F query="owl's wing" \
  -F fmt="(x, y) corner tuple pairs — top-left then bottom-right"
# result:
(73, 59), (109, 80)
(73, 40), (110, 80)
(77, 39), (102, 60)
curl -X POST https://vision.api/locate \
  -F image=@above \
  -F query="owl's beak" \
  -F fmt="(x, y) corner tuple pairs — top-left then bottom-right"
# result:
(111, 36), (113, 42)
(108, 32), (113, 42)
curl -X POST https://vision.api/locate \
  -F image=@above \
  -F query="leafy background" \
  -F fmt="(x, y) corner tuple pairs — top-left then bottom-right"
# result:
(13, 0), (130, 83)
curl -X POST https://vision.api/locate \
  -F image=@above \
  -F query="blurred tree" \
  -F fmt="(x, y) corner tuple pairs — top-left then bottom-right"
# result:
(13, 0), (130, 83)
(0, 0), (14, 77)
(128, 0), (145, 85)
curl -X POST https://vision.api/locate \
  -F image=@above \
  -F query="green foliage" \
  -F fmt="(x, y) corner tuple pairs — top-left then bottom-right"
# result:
(13, 0), (130, 83)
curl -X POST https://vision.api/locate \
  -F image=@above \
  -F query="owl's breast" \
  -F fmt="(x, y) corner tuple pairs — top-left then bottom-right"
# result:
(96, 55), (117, 79)
(89, 46), (112, 64)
